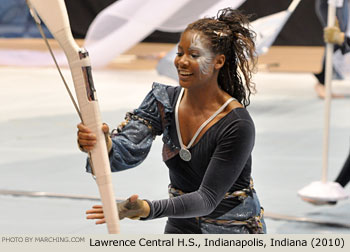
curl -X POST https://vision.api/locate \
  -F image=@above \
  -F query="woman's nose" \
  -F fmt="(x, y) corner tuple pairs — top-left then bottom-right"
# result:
(178, 55), (189, 67)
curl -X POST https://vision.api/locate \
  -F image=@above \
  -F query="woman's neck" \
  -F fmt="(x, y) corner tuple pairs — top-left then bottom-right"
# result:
(182, 82), (229, 112)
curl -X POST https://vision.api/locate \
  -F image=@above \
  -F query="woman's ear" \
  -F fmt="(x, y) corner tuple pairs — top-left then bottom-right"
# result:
(214, 54), (225, 70)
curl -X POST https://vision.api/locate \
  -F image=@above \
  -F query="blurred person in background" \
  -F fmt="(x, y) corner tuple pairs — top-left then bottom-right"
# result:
(314, 0), (350, 98)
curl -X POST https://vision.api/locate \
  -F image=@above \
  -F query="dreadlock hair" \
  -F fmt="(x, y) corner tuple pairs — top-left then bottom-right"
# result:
(184, 8), (256, 107)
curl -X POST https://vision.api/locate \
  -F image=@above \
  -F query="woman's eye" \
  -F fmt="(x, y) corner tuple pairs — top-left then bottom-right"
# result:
(191, 54), (200, 58)
(176, 52), (183, 57)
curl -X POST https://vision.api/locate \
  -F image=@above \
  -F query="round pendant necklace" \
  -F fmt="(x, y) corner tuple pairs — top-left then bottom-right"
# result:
(179, 148), (192, 162)
(175, 88), (235, 162)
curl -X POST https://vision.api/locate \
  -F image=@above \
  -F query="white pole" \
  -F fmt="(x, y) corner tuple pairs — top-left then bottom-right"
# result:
(322, 1), (338, 182)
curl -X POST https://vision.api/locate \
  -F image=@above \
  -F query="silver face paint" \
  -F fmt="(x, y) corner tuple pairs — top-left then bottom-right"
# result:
(190, 33), (214, 76)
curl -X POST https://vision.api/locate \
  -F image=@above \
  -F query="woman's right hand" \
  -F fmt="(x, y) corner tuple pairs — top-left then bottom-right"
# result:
(77, 123), (111, 152)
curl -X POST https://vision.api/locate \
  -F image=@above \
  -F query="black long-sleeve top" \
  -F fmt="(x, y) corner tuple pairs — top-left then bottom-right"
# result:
(88, 83), (255, 220)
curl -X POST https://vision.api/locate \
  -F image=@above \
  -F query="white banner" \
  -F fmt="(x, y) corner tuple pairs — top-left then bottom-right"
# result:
(84, 0), (245, 68)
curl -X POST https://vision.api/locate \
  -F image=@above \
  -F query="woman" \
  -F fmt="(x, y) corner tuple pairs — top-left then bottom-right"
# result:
(79, 8), (266, 234)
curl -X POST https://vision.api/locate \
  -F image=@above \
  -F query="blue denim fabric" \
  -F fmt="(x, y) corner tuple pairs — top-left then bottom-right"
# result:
(200, 192), (266, 234)
(86, 82), (174, 173)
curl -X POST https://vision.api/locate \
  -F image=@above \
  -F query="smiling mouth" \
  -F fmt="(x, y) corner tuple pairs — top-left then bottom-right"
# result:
(178, 70), (193, 77)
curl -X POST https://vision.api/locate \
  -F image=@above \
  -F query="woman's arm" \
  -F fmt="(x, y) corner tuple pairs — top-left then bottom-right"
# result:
(145, 118), (255, 219)
(78, 83), (173, 173)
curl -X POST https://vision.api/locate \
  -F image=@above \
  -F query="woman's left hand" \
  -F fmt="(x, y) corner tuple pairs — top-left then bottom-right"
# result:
(86, 205), (106, 224)
(86, 194), (150, 224)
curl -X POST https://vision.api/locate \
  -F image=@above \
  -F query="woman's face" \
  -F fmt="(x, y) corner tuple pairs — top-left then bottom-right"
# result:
(174, 30), (216, 88)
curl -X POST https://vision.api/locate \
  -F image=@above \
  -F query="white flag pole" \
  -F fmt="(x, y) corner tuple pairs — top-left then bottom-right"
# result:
(298, 0), (348, 204)
(322, 0), (337, 183)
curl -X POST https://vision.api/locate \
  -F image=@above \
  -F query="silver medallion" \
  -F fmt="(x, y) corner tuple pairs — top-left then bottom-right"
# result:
(179, 148), (191, 161)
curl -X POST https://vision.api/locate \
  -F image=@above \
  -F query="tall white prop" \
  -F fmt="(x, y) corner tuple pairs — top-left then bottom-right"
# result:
(26, 0), (120, 233)
(298, 0), (348, 203)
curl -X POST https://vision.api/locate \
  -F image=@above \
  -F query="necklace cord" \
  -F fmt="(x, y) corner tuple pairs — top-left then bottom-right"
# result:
(175, 88), (236, 150)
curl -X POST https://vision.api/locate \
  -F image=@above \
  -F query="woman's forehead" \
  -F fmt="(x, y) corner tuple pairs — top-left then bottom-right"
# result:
(179, 30), (209, 50)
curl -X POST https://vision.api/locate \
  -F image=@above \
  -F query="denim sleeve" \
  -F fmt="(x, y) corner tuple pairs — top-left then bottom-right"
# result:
(86, 82), (173, 173)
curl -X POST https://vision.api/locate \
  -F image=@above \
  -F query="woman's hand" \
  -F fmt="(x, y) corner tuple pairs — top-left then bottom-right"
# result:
(86, 205), (106, 224)
(324, 19), (345, 45)
(86, 194), (150, 224)
(118, 194), (150, 220)
(77, 123), (111, 152)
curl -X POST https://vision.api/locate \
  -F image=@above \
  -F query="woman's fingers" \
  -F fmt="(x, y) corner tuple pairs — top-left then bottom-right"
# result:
(128, 194), (139, 202)
(78, 131), (96, 141)
(86, 213), (104, 219)
(86, 209), (103, 214)
(78, 139), (96, 147)
(77, 123), (91, 133)
(86, 205), (106, 224)
(77, 123), (96, 140)
(95, 219), (106, 225)
(102, 123), (110, 134)
(86, 213), (106, 224)
(77, 123), (97, 151)
(86, 205), (103, 215)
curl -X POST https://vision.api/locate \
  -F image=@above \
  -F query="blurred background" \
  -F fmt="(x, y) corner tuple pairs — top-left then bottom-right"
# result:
(0, 0), (325, 44)
(0, 0), (349, 234)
